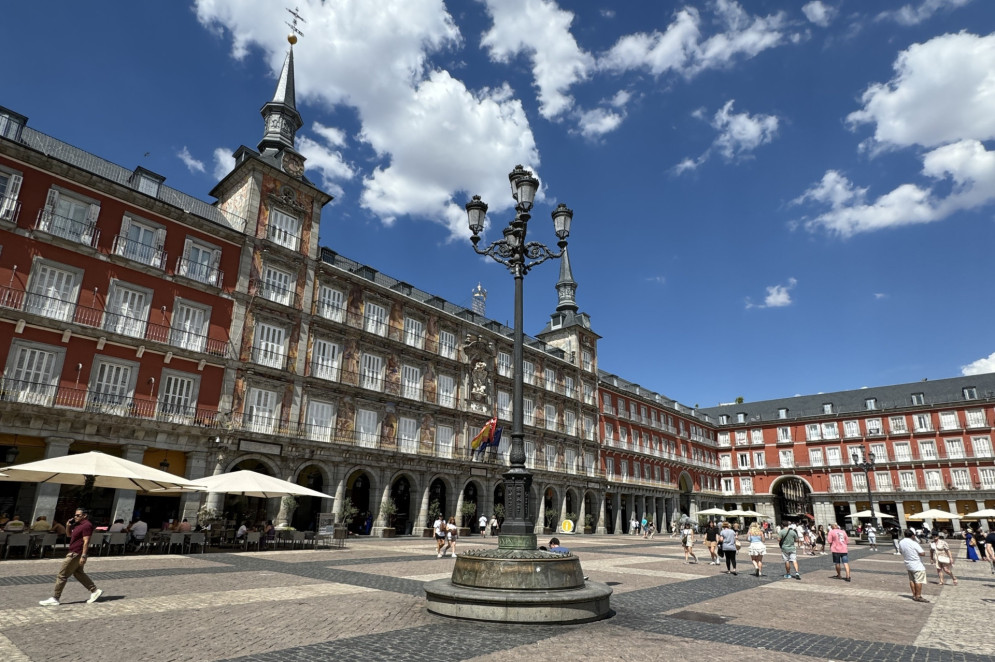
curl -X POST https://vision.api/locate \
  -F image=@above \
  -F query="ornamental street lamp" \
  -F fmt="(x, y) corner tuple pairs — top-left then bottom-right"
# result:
(851, 444), (881, 528)
(465, 164), (572, 549)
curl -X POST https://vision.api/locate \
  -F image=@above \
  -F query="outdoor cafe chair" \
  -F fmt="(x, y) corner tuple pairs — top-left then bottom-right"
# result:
(186, 532), (206, 554)
(243, 531), (261, 551)
(166, 532), (186, 554)
(37, 533), (58, 558)
(106, 532), (128, 555)
(4, 533), (30, 559)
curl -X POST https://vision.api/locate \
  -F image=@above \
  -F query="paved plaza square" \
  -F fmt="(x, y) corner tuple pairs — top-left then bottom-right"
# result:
(0, 535), (992, 662)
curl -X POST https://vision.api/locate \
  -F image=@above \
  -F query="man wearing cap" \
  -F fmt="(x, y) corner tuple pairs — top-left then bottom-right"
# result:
(39, 508), (103, 606)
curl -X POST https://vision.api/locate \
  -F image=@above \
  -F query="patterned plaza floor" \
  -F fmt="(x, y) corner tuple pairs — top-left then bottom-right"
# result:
(1, 535), (992, 662)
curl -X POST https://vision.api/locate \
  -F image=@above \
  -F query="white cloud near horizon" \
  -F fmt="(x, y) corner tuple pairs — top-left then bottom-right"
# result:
(802, 1), (835, 27)
(212, 147), (235, 181)
(877, 0), (973, 26)
(177, 146), (206, 174)
(962, 351), (995, 376)
(746, 277), (797, 309)
(675, 100), (779, 172)
(795, 31), (995, 237)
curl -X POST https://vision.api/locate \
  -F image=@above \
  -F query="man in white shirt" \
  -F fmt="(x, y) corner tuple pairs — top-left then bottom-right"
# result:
(897, 528), (929, 603)
(127, 517), (148, 549)
(478, 514), (488, 537)
(3, 514), (26, 533)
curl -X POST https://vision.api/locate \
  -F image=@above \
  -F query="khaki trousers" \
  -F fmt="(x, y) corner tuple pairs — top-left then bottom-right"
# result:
(53, 553), (96, 600)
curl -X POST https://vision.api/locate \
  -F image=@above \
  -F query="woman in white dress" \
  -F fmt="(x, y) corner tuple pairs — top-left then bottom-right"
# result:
(747, 522), (767, 577)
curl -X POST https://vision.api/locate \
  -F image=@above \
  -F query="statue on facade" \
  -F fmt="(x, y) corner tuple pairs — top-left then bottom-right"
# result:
(463, 334), (495, 413)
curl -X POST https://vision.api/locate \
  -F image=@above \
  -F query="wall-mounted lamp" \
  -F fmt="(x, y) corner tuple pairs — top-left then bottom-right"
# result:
(159, 454), (170, 472)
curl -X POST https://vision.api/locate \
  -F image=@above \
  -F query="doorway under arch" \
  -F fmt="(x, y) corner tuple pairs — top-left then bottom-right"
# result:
(773, 476), (813, 523)
(347, 471), (372, 534)
(224, 459), (274, 526)
(429, 478), (447, 526)
(678, 472), (694, 516)
(291, 465), (325, 531)
(390, 476), (412, 535)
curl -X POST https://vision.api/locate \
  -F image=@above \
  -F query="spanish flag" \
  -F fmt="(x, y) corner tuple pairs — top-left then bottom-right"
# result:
(470, 417), (497, 450)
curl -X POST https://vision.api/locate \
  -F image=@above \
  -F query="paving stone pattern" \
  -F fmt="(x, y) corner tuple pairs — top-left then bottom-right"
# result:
(0, 536), (992, 662)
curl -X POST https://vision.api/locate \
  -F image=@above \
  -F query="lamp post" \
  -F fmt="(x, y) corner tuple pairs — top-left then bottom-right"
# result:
(851, 444), (880, 528)
(466, 164), (572, 549)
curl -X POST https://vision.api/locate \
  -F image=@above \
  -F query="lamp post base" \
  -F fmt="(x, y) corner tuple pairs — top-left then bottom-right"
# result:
(424, 548), (613, 624)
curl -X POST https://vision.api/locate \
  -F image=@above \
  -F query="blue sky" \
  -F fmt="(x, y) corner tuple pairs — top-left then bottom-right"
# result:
(4, 0), (995, 408)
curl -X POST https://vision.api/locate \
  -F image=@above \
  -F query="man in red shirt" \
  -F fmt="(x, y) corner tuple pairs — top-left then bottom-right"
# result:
(39, 508), (103, 606)
(827, 522), (852, 582)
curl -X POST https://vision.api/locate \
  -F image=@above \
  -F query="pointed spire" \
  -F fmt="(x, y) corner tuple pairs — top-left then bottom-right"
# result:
(555, 246), (578, 313)
(258, 45), (303, 154)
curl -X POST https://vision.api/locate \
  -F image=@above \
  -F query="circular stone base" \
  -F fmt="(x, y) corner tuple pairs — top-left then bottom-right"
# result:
(424, 549), (613, 624)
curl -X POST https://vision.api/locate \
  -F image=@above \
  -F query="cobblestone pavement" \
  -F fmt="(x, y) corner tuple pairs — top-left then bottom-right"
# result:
(1, 536), (992, 662)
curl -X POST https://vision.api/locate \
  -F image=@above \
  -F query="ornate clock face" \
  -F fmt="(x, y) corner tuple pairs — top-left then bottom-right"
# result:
(283, 153), (304, 177)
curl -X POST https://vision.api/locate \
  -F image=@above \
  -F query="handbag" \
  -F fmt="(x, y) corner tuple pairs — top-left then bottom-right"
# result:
(735, 539), (741, 550)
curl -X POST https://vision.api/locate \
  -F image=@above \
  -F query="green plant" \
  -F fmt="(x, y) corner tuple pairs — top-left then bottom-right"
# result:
(428, 499), (443, 526)
(197, 505), (220, 525)
(338, 498), (359, 524)
(584, 513), (593, 527)
(493, 503), (505, 523)
(460, 500), (477, 526)
(565, 511), (578, 524)
(380, 496), (397, 527)
(544, 509), (558, 528)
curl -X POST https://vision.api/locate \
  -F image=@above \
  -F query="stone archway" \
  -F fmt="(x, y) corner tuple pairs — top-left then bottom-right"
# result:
(347, 471), (373, 534)
(291, 464), (325, 531)
(772, 476), (813, 523)
(390, 475), (413, 535)
(429, 477), (448, 525)
(678, 472), (694, 517)
(224, 458), (276, 526)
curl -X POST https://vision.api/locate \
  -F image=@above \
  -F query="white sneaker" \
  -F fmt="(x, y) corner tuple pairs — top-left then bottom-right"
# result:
(39, 597), (60, 607)
(87, 589), (103, 604)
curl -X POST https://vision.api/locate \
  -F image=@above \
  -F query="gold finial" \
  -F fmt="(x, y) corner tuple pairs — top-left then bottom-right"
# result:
(286, 6), (305, 44)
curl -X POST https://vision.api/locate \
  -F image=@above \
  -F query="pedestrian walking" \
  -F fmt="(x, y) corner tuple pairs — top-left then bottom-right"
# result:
(746, 523), (766, 577)
(630, 515), (640, 535)
(704, 520), (720, 565)
(719, 521), (739, 575)
(866, 523), (878, 552)
(827, 523), (851, 582)
(640, 516), (649, 539)
(433, 514), (447, 557)
(681, 523), (698, 563)
(489, 515), (500, 536)
(39, 508), (103, 606)
(898, 529), (929, 603)
(891, 526), (902, 555)
(778, 522), (802, 580)
(965, 528), (981, 562)
(479, 514), (488, 537)
(929, 533), (958, 586)
(445, 516), (459, 557)
(815, 525), (827, 555)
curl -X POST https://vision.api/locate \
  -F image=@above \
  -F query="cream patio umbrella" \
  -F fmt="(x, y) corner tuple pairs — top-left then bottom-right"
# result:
(905, 509), (962, 521)
(962, 509), (995, 519)
(697, 507), (730, 517)
(847, 510), (892, 520)
(169, 470), (331, 499)
(0, 451), (204, 492)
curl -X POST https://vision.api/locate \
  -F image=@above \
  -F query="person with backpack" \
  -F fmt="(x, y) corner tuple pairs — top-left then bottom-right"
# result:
(778, 522), (802, 580)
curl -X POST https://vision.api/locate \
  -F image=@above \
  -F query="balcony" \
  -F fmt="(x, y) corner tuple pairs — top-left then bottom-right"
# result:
(34, 210), (100, 247)
(0, 285), (232, 357)
(251, 347), (286, 369)
(315, 301), (345, 323)
(257, 280), (295, 307)
(175, 256), (224, 288)
(112, 234), (166, 270)
(0, 379), (221, 426)
(266, 225), (300, 251)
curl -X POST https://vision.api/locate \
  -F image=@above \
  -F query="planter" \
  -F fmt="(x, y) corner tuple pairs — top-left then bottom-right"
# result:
(423, 527), (435, 538)
(458, 527), (471, 538)
(543, 527), (555, 535)
(583, 527), (593, 534)
(381, 527), (396, 538)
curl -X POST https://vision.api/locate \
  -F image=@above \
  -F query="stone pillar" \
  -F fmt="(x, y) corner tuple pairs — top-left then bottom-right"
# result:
(371, 480), (393, 537)
(205, 450), (228, 516)
(413, 475), (430, 532)
(110, 445), (148, 525)
(976, 500), (989, 532)
(577, 494), (587, 535)
(946, 500), (961, 532)
(920, 500), (932, 530)
(558, 491), (568, 532)
(454, 486), (466, 530)
(180, 451), (208, 524)
(332, 466), (347, 522)
(596, 492), (608, 535)
(534, 493), (546, 535)
(895, 501), (907, 531)
(613, 493), (622, 535)
(30, 437), (72, 523)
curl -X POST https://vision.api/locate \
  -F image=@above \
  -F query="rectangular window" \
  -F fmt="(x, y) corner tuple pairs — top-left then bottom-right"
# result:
(312, 339), (341, 381)
(261, 264), (294, 305)
(779, 449), (794, 468)
(398, 416), (418, 454)
(403, 317), (424, 349)
(874, 471), (892, 491)
(39, 188), (99, 245)
(158, 371), (198, 423)
(893, 442), (912, 461)
(924, 470), (942, 491)
(739, 476), (753, 494)
(606, 457), (615, 477)
(360, 353), (384, 391)
(805, 424), (821, 441)
(585, 451), (595, 477)
(401, 364), (423, 401)
(498, 390), (511, 420)
(245, 387), (278, 434)
(565, 410), (576, 435)
(843, 420), (860, 438)
(750, 429), (763, 444)
(808, 448), (824, 466)
(178, 238), (222, 287)
(944, 438), (964, 459)
(913, 414), (932, 432)
(899, 471), (917, 491)
(523, 397), (534, 426)
(889, 416), (908, 434)
(582, 381), (594, 404)
(718, 431), (730, 446)
(722, 478), (734, 494)
(735, 430), (747, 445)
(980, 468), (995, 488)
(971, 435), (992, 457)
(753, 451), (765, 468)
(865, 398), (877, 410)
(439, 330), (457, 359)
(939, 411), (959, 430)
(918, 440), (937, 460)
(963, 387), (977, 401)
(737, 452), (750, 468)
(544, 444), (557, 470)
(605, 423), (614, 442)
(565, 375), (575, 398)
(581, 349), (592, 371)
(826, 447), (842, 466)
(435, 424), (453, 459)
(544, 404), (557, 431)
(522, 360), (534, 385)
(267, 208), (300, 250)
(583, 415), (594, 441)
(951, 468), (971, 490)
(253, 322), (286, 368)
(356, 408), (378, 448)
(363, 302), (387, 336)
(115, 216), (165, 269)
(498, 351), (512, 377)
(305, 399), (336, 442)
(0, 169), (23, 222)
(852, 472), (866, 491)
(823, 403), (833, 414)
(438, 374), (456, 408)
(719, 454), (731, 470)
(848, 445), (865, 464)
(317, 285), (345, 322)
(170, 301), (209, 353)
(103, 281), (151, 339)
(965, 409), (986, 428)
(870, 442), (887, 461)
(89, 359), (135, 414)
(544, 367), (556, 391)
(26, 261), (80, 322)
(777, 407), (788, 419)
(619, 426), (628, 443)
(4, 342), (61, 405)
(822, 422), (839, 439)
(866, 418), (883, 435)
(829, 474), (846, 492)
(911, 392), (925, 406)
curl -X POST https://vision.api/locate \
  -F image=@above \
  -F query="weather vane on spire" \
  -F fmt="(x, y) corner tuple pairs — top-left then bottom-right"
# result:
(286, 6), (306, 44)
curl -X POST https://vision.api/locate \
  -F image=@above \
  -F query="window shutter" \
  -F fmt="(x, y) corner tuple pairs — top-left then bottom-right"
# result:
(0, 174), (22, 220)
(43, 188), (59, 214)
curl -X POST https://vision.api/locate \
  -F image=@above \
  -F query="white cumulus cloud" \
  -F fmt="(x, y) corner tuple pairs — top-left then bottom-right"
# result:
(877, 0), (974, 26)
(746, 278), (797, 309)
(212, 147), (235, 181)
(802, 1), (836, 27)
(177, 146), (206, 174)
(675, 100), (779, 172)
(962, 351), (995, 376)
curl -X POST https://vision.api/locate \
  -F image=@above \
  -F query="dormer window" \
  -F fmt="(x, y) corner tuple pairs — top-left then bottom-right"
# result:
(911, 392), (925, 406)
(130, 167), (164, 198)
(865, 398), (877, 410)
(0, 106), (27, 141)
(736, 412), (746, 424)
(822, 403), (834, 414)
(777, 408), (788, 419)
(720, 414), (729, 425)
(963, 387), (978, 401)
